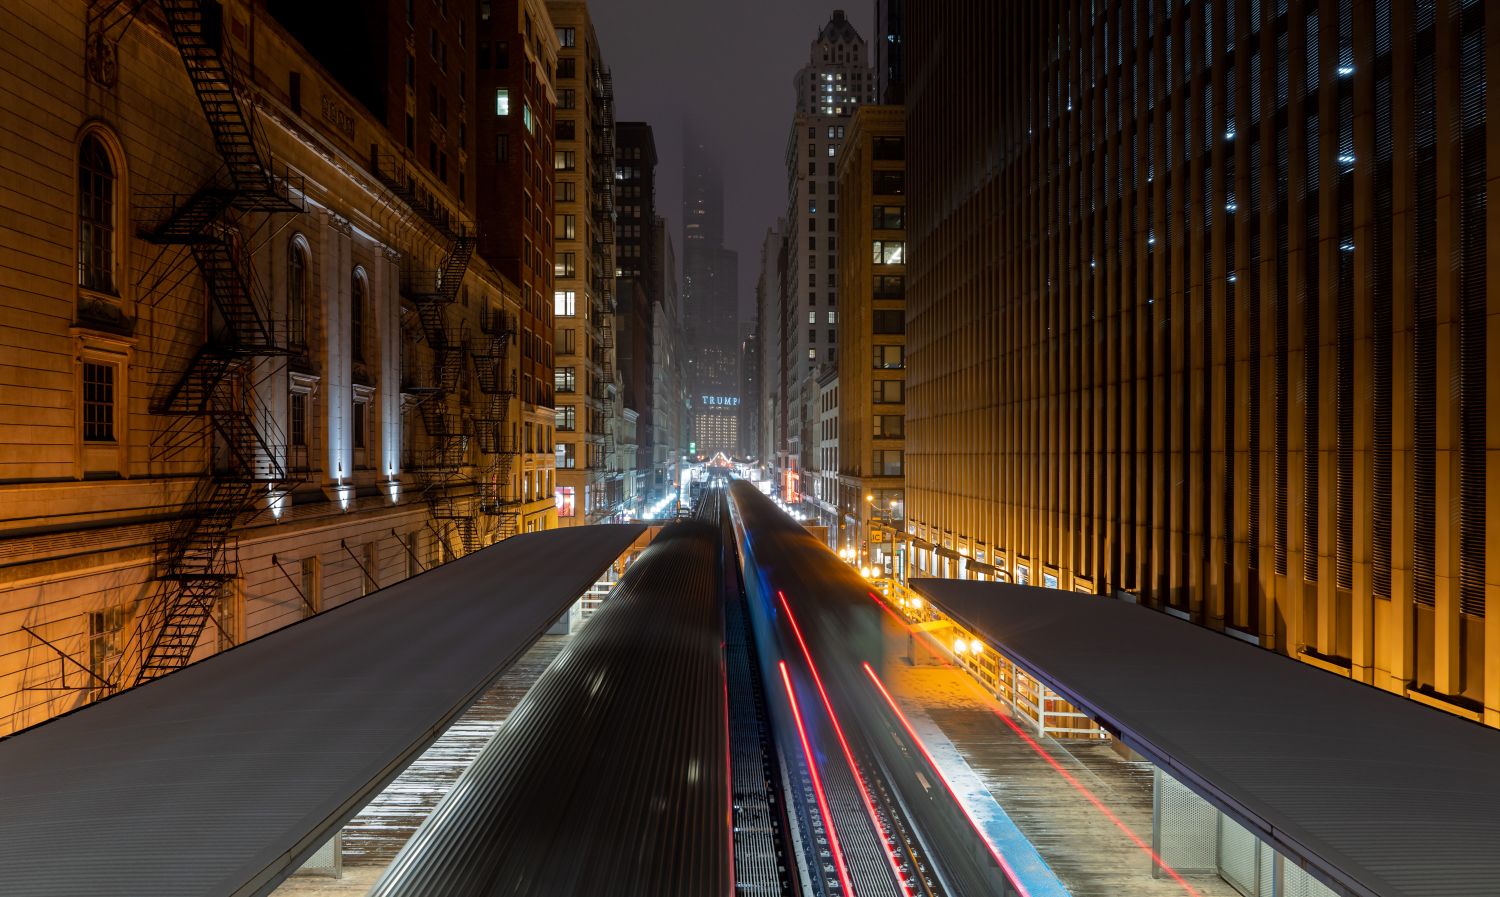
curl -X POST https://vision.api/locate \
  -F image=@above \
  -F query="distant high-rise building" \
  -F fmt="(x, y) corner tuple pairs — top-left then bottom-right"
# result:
(778, 9), (874, 530)
(874, 0), (904, 104)
(681, 121), (740, 457)
(614, 122), (658, 511)
(755, 224), (785, 469)
(651, 217), (686, 498)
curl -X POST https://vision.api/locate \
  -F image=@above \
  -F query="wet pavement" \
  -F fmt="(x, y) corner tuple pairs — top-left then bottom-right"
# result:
(881, 624), (1240, 897)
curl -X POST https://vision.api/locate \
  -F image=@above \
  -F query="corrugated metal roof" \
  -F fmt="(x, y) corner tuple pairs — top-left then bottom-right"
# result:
(910, 578), (1500, 897)
(370, 516), (730, 897)
(0, 524), (643, 897)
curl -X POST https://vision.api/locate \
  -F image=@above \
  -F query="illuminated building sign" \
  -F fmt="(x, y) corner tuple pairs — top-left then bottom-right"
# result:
(699, 395), (740, 407)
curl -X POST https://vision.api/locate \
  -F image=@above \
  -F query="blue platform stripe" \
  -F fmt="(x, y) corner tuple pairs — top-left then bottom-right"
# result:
(906, 708), (1073, 897)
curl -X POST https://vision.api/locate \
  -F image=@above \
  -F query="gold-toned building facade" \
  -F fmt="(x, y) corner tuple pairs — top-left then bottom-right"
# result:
(546, 0), (621, 524)
(0, 0), (539, 734)
(906, 0), (1500, 726)
(836, 105), (907, 576)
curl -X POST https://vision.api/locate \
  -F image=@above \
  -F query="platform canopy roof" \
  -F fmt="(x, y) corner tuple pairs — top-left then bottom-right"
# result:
(0, 524), (643, 897)
(911, 577), (1500, 897)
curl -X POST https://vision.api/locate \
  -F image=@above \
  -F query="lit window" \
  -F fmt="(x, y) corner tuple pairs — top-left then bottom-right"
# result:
(556, 485), (576, 516)
(495, 88), (510, 115)
(554, 289), (576, 316)
(872, 240), (905, 265)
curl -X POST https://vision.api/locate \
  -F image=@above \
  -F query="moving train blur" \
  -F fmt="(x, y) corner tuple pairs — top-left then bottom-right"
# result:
(727, 479), (1024, 897)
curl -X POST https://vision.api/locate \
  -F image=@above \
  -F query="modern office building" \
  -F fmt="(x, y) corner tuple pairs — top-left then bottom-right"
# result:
(906, 0), (1500, 726)
(681, 122), (741, 457)
(754, 224), (786, 472)
(614, 121), (658, 511)
(650, 216), (686, 501)
(0, 0), (526, 734)
(474, 0), (562, 536)
(836, 104), (906, 579)
(779, 9), (874, 529)
(874, 0), (904, 104)
(546, 0), (620, 524)
(739, 329), (761, 463)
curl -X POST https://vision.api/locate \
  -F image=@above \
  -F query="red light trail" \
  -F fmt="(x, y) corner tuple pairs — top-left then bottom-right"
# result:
(778, 591), (912, 895)
(779, 660), (856, 896)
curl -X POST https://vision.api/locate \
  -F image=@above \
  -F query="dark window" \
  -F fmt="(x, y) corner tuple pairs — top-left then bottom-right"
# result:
(873, 205), (905, 229)
(77, 135), (115, 293)
(496, 133), (509, 162)
(290, 392), (307, 447)
(287, 241), (308, 350)
(82, 362), (114, 442)
(872, 137), (905, 160)
(351, 272), (367, 363)
(873, 310), (904, 334)
(352, 400), (367, 449)
(872, 170), (905, 195)
(558, 57), (576, 79)
(874, 275), (904, 299)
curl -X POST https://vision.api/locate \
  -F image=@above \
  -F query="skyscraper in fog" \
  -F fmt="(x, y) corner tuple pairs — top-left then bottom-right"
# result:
(681, 120), (740, 456)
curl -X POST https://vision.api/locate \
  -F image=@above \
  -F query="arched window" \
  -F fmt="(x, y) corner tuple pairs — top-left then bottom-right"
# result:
(351, 269), (367, 363)
(287, 239), (308, 349)
(78, 135), (116, 293)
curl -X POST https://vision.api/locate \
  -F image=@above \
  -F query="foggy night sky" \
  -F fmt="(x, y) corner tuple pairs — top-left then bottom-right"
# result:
(589, 0), (875, 326)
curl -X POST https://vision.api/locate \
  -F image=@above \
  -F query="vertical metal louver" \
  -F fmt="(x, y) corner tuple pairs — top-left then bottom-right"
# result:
(1302, 93), (1320, 585)
(1371, 13), (1394, 599)
(1335, 13), (1356, 590)
(1248, 128), (1263, 574)
(1458, 13), (1486, 617)
(1275, 123), (1291, 577)
(1412, 25), (1437, 609)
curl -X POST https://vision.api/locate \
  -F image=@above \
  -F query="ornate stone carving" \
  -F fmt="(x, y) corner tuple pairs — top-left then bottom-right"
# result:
(85, 31), (117, 88)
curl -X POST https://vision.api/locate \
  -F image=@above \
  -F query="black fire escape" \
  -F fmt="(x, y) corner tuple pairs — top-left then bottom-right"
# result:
(126, 0), (304, 689)
(371, 149), (479, 558)
(473, 307), (520, 541)
(590, 67), (618, 520)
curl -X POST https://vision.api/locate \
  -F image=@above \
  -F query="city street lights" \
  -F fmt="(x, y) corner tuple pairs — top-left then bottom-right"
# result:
(864, 493), (901, 579)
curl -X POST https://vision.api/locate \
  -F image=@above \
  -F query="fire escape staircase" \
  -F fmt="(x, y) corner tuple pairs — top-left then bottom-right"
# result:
(473, 309), (521, 540)
(371, 145), (482, 556)
(119, 0), (304, 691)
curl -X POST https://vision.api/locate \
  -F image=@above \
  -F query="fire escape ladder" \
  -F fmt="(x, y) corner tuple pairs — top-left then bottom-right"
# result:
(121, 0), (304, 690)
(156, 0), (299, 210)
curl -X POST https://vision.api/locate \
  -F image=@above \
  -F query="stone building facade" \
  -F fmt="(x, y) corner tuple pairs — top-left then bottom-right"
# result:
(0, 0), (535, 734)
